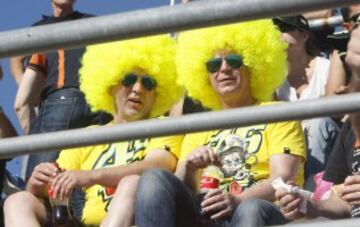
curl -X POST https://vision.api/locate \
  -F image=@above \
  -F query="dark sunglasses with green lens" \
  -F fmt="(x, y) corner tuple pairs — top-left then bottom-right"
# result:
(206, 54), (243, 73)
(121, 73), (157, 91)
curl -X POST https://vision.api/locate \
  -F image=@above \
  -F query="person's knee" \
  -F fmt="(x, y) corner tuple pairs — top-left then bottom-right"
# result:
(116, 175), (140, 195)
(4, 191), (42, 214)
(137, 169), (174, 199)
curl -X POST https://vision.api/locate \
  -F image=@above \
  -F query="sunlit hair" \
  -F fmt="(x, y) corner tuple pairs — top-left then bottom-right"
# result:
(80, 35), (183, 117)
(176, 20), (288, 110)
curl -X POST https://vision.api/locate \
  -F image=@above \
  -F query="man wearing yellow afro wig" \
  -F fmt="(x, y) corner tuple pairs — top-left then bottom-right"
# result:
(4, 35), (184, 227)
(135, 20), (306, 227)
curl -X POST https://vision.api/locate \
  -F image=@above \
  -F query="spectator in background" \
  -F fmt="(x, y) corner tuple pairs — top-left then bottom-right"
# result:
(14, 0), (112, 181)
(135, 20), (306, 227)
(275, 24), (360, 221)
(4, 35), (184, 227)
(274, 15), (340, 179)
(0, 64), (18, 227)
(325, 4), (360, 97)
(9, 0), (88, 86)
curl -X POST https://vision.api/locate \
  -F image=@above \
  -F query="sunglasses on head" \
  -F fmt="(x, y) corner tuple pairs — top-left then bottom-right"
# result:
(206, 54), (243, 73)
(121, 73), (157, 91)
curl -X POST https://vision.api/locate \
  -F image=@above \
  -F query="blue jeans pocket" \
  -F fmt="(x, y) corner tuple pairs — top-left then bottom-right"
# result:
(40, 97), (76, 132)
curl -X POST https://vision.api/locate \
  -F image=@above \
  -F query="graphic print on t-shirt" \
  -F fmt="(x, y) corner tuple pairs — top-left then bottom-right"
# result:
(206, 126), (266, 194)
(92, 139), (149, 211)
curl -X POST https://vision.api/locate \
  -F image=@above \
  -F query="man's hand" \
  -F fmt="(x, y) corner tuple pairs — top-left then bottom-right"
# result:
(201, 188), (238, 220)
(341, 175), (360, 206)
(275, 188), (305, 220)
(27, 162), (59, 196)
(186, 146), (221, 169)
(51, 170), (93, 200)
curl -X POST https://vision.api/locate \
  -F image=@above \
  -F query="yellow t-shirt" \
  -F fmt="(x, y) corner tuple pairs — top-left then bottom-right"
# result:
(57, 134), (183, 226)
(180, 104), (306, 194)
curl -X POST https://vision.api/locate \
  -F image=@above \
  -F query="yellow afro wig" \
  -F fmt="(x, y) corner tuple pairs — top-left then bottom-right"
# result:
(176, 19), (288, 110)
(79, 35), (184, 118)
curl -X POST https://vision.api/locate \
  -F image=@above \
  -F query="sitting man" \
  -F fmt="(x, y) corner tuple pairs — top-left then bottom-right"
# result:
(135, 20), (306, 227)
(275, 24), (360, 221)
(4, 35), (184, 227)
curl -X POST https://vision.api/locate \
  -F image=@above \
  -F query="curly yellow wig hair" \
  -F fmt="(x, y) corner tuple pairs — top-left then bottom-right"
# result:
(176, 19), (288, 110)
(79, 35), (184, 118)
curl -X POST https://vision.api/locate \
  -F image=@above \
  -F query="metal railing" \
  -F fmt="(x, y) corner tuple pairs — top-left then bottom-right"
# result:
(1, 0), (360, 226)
(309, 15), (344, 30)
(0, 0), (358, 58)
(1, 93), (360, 158)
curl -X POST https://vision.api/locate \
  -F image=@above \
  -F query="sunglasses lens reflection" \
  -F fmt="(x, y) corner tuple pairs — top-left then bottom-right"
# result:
(122, 74), (137, 87)
(122, 74), (157, 91)
(206, 55), (243, 73)
(226, 55), (243, 68)
(142, 77), (157, 91)
(206, 58), (222, 73)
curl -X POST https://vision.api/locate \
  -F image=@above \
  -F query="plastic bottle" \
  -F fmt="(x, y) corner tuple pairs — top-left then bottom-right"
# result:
(48, 163), (72, 227)
(198, 165), (221, 223)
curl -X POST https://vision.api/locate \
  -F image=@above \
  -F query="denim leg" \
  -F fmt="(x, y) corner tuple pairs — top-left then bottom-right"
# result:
(135, 169), (199, 227)
(26, 89), (94, 179)
(227, 198), (288, 227)
(303, 117), (340, 179)
(25, 97), (76, 180)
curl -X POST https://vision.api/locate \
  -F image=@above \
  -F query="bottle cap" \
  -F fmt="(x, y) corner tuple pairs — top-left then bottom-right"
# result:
(48, 187), (57, 199)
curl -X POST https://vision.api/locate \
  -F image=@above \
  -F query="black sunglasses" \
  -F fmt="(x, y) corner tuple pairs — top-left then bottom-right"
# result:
(121, 73), (157, 91)
(206, 54), (243, 73)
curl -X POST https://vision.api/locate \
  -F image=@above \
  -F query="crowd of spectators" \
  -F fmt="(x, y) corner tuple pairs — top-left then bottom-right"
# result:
(1, 0), (360, 227)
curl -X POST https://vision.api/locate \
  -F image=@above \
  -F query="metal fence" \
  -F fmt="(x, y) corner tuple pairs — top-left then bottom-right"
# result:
(1, 93), (360, 158)
(0, 0), (358, 58)
(1, 0), (360, 226)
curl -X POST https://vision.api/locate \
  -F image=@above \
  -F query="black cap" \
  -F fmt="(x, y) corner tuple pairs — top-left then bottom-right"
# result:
(273, 15), (310, 32)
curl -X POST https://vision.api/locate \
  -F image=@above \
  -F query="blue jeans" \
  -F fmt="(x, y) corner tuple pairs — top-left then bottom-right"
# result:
(135, 169), (288, 227)
(303, 117), (340, 179)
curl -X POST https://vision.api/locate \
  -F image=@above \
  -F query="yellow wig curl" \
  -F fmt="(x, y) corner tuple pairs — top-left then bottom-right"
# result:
(79, 35), (184, 118)
(176, 20), (288, 110)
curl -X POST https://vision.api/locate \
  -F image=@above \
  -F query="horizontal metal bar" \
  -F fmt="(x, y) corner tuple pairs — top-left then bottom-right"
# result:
(0, 93), (360, 158)
(0, 0), (358, 58)
(273, 218), (360, 227)
(309, 15), (344, 30)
